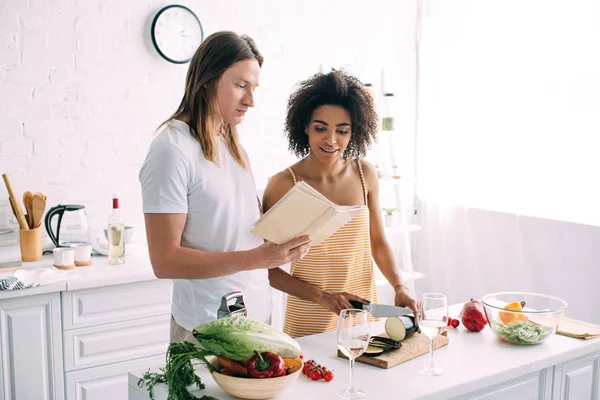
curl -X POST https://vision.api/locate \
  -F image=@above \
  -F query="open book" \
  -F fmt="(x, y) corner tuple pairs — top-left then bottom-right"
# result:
(251, 181), (365, 246)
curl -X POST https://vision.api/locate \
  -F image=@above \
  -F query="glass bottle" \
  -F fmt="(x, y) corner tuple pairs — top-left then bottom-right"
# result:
(108, 195), (125, 265)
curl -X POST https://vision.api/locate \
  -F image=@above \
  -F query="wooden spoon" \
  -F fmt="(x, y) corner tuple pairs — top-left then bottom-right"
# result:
(2, 173), (29, 230)
(31, 193), (46, 228)
(23, 191), (34, 228)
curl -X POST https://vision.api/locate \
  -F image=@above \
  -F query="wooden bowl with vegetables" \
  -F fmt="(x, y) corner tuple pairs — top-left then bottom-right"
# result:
(482, 292), (567, 345)
(139, 317), (303, 399)
(210, 355), (302, 399)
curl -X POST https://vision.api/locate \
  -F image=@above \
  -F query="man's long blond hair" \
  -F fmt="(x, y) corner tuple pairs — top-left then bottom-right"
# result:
(160, 31), (263, 169)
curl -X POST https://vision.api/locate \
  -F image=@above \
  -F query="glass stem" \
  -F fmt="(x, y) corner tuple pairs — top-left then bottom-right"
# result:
(428, 338), (434, 368)
(348, 357), (355, 391)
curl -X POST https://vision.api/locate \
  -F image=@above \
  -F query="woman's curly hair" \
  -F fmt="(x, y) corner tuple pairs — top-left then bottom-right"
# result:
(285, 69), (378, 159)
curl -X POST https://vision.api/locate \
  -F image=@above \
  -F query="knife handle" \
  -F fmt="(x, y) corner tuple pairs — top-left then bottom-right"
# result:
(349, 300), (365, 310)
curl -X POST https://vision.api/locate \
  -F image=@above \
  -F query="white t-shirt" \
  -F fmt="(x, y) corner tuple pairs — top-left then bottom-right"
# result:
(139, 120), (271, 331)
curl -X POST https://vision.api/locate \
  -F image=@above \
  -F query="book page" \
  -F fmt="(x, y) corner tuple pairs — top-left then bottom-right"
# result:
(251, 189), (331, 244)
(294, 181), (363, 211)
(252, 181), (366, 245)
(304, 206), (365, 245)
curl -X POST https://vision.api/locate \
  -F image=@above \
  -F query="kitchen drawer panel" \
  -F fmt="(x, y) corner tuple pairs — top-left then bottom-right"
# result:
(452, 369), (552, 400)
(553, 353), (600, 400)
(64, 315), (170, 372)
(65, 354), (164, 400)
(62, 279), (172, 329)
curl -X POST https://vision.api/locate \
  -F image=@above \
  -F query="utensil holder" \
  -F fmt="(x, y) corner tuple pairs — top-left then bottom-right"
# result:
(20, 226), (42, 262)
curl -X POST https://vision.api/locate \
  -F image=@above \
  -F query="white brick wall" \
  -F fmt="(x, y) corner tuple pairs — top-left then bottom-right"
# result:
(0, 0), (417, 241)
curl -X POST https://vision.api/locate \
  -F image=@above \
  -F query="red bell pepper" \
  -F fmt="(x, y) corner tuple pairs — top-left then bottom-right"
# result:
(247, 351), (286, 378)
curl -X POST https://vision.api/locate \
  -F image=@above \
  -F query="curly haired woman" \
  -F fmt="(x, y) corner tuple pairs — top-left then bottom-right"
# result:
(262, 70), (418, 338)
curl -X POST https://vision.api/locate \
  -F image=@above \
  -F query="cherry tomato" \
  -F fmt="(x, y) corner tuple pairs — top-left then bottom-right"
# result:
(324, 371), (334, 382)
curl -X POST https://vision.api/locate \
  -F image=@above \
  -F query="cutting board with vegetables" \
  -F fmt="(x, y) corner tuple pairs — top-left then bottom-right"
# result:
(337, 331), (449, 369)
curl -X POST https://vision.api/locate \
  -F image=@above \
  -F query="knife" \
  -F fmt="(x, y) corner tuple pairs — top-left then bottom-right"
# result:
(349, 300), (414, 318)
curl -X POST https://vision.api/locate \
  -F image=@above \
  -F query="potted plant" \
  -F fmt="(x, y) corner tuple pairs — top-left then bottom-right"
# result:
(381, 208), (398, 228)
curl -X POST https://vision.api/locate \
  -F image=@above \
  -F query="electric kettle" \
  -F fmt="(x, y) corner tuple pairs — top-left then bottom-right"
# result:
(44, 204), (90, 247)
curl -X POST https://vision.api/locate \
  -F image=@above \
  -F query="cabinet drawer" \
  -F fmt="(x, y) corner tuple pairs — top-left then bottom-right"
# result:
(553, 352), (600, 400)
(65, 354), (164, 400)
(453, 369), (552, 400)
(64, 315), (170, 372)
(62, 279), (172, 330)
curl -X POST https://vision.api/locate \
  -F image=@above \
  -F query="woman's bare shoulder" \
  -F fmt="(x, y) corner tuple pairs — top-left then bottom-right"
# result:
(268, 168), (296, 187)
(262, 168), (297, 211)
(357, 159), (378, 189)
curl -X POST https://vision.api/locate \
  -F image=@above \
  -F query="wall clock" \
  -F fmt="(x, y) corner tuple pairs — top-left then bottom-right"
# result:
(151, 5), (204, 64)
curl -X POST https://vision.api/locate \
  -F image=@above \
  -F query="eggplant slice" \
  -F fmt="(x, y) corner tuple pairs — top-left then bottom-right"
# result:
(384, 315), (417, 342)
(363, 345), (385, 357)
(371, 336), (401, 348)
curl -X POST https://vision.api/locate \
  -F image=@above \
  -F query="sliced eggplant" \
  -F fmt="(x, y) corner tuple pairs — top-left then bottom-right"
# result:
(366, 337), (401, 354)
(384, 315), (417, 342)
(363, 345), (385, 357)
(367, 342), (396, 352)
(371, 336), (401, 348)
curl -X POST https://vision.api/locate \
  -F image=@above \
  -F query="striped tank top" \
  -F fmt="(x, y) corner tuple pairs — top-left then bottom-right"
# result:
(283, 159), (378, 338)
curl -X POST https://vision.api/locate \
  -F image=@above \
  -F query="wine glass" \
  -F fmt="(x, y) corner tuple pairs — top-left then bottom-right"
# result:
(418, 293), (448, 376)
(336, 309), (370, 399)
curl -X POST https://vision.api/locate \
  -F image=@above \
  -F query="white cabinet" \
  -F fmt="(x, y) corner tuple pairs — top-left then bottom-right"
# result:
(62, 280), (172, 400)
(0, 292), (64, 400)
(553, 353), (600, 400)
(63, 315), (170, 371)
(65, 355), (164, 400)
(62, 280), (172, 330)
(453, 369), (552, 400)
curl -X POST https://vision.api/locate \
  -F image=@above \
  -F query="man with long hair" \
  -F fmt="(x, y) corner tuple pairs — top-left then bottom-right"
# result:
(139, 31), (311, 342)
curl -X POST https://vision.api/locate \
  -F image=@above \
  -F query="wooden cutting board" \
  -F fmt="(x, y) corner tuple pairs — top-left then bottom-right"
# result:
(337, 331), (449, 369)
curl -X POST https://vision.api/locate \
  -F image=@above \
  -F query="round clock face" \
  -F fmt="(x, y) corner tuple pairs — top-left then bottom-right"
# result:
(151, 5), (204, 64)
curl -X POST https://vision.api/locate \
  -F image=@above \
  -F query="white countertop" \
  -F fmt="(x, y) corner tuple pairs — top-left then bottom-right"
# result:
(0, 245), (157, 300)
(129, 304), (600, 400)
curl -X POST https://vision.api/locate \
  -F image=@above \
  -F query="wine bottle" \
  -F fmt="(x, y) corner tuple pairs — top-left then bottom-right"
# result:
(108, 195), (125, 265)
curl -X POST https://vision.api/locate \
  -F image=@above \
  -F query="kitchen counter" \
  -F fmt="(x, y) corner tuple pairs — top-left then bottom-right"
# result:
(0, 244), (172, 400)
(129, 305), (600, 400)
(0, 245), (157, 300)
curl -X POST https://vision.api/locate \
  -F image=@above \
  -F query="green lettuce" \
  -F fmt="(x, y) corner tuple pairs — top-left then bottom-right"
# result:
(192, 317), (301, 361)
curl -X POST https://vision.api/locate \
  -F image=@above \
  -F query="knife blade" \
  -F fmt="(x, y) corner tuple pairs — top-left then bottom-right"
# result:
(349, 300), (414, 317)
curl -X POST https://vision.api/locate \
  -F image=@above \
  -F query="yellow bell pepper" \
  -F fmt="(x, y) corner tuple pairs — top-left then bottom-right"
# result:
(499, 301), (527, 325)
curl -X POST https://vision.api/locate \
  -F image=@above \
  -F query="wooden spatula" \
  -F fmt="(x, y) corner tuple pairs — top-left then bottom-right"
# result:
(23, 191), (34, 228)
(31, 193), (46, 228)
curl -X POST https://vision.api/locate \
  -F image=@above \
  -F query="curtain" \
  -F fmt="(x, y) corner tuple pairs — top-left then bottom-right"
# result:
(414, 0), (600, 324)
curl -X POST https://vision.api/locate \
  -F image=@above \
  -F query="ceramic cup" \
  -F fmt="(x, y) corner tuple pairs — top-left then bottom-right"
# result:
(53, 247), (75, 270)
(70, 243), (92, 266)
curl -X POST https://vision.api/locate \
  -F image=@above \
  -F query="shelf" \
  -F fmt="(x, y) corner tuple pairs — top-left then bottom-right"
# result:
(384, 224), (421, 234)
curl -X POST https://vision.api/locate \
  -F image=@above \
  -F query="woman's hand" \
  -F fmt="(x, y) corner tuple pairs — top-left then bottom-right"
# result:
(394, 285), (419, 323)
(318, 291), (369, 315)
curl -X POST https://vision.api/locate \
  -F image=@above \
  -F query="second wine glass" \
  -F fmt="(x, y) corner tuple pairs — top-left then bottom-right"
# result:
(418, 293), (447, 376)
(337, 309), (370, 399)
